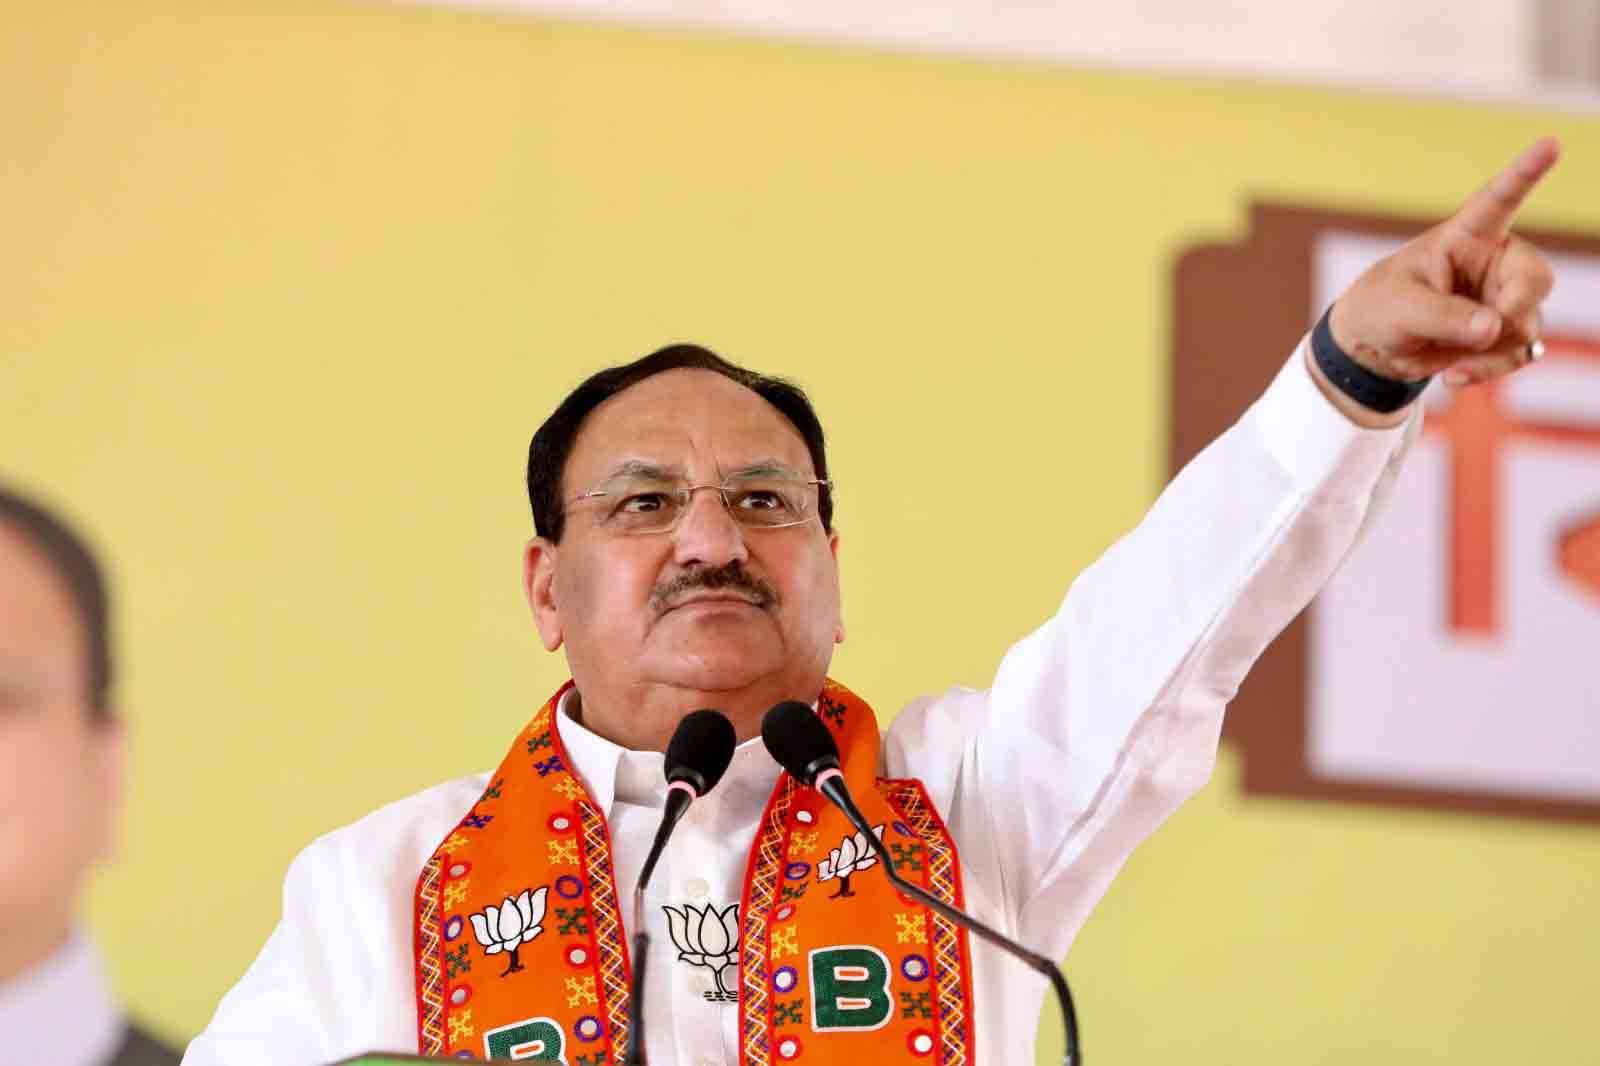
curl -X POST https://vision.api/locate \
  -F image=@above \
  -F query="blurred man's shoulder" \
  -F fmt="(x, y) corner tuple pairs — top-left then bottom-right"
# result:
(108, 1021), (183, 1066)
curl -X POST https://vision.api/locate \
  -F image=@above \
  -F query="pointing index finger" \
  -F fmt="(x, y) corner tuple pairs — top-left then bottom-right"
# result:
(1453, 136), (1562, 238)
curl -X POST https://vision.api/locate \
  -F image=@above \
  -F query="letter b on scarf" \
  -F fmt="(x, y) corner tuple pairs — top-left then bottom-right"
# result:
(482, 1016), (567, 1061)
(809, 946), (892, 1031)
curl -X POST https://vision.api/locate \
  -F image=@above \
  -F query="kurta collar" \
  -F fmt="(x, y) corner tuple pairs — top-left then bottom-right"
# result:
(0, 930), (124, 1066)
(554, 688), (784, 819)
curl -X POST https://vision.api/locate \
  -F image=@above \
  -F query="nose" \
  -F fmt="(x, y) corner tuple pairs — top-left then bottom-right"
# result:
(671, 486), (749, 569)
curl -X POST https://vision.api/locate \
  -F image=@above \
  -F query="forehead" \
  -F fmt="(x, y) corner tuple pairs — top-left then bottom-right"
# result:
(0, 522), (84, 686)
(564, 368), (813, 488)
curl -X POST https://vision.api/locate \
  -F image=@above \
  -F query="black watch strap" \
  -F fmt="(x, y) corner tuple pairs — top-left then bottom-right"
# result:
(1311, 307), (1430, 414)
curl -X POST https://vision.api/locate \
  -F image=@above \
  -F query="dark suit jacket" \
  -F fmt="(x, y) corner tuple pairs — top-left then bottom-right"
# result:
(108, 1022), (182, 1066)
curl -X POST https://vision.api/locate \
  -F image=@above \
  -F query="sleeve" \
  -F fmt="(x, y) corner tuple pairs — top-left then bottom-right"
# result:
(883, 338), (1422, 960)
(179, 836), (393, 1066)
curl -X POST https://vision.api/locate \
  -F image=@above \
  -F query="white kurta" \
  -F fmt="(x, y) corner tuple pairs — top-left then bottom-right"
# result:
(184, 342), (1420, 1066)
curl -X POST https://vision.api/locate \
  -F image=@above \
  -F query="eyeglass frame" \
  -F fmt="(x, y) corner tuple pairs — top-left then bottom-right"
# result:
(561, 464), (833, 534)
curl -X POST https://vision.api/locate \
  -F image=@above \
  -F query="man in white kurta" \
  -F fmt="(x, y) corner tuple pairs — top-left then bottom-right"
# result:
(183, 140), (1561, 1066)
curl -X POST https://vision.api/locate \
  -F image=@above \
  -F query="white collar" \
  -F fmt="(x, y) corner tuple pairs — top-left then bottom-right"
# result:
(0, 930), (124, 1066)
(553, 688), (785, 820)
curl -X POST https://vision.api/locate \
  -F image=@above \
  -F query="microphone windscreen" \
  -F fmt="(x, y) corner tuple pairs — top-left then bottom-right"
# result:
(664, 709), (737, 797)
(761, 700), (840, 785)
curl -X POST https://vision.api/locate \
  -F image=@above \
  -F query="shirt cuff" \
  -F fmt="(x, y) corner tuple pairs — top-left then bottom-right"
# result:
(1248, 332), (1419, 499)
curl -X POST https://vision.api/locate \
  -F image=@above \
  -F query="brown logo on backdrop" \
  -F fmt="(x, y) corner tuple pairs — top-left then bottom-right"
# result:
(1173, 203), (1600, 825)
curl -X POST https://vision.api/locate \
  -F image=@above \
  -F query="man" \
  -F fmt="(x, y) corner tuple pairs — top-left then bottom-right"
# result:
(0, 486), (183, 1066)
(185, 140), (1560, 1065)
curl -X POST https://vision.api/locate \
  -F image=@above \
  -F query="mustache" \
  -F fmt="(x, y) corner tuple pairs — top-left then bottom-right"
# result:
(650, 561), (779, 614)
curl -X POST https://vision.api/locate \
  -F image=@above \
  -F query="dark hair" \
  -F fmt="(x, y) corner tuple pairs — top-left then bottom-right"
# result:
(528, 343), (832, 542)
(0, 485), (113, 716)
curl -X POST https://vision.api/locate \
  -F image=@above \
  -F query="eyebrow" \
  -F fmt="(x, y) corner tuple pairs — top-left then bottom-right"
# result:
(601, 459), (685, 481)
(600, 457), (808, 481)
(723, 458), (803, 479)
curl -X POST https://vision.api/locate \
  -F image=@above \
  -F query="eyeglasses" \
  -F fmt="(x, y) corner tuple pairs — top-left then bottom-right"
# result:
(563, 470), (831, 535)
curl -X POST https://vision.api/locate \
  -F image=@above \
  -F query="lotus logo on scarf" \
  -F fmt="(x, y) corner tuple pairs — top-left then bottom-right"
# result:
(816, 825), (886, 899)
(663, 901), (740, 1002)
(469, 886), (548, 976)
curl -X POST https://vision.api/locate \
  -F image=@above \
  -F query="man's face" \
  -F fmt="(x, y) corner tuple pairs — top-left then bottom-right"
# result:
(525, 369), (842, 745)
(0, 523), (121, 962)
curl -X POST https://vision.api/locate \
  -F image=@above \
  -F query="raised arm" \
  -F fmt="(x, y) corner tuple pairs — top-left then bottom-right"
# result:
(885, 140), (1563, 958)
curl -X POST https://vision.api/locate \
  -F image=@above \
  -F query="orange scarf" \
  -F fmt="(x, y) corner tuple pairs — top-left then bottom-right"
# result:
(414, 679), (975, 1064)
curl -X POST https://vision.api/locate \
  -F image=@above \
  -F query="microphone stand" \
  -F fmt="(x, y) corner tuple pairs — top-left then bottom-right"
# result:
(625, 920), (652, 1066)
(623, 781), (695, 1066)
(813, 773), (1083, 1066)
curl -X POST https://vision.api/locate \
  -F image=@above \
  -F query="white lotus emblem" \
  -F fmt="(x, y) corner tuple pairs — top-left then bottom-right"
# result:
(469, 886), (548, 976)
(663, 901), (740, 1002)
(816, 825), (885, 899)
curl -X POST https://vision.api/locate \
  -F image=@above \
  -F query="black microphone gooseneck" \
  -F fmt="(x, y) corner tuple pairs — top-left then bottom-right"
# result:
(761, 700), (1083, 1066)
(624, 709), (737, 1066)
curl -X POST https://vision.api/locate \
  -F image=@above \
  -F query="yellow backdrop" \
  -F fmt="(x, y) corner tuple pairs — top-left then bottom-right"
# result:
(2, 2), (1596, 1062)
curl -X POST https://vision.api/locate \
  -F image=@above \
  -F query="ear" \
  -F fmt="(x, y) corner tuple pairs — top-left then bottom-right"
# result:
(829, 529), (845, 644)
(88, 713), (127, 864)
(524, 537), (564, 652)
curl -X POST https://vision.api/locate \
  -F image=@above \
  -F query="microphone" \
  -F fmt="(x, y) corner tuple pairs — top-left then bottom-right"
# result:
(624, 709), (737, 1066)
(761, 700), (1083, 1066)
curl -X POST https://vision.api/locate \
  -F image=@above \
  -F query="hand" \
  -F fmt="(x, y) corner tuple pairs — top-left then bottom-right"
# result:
(1327, 138), (1561, 403)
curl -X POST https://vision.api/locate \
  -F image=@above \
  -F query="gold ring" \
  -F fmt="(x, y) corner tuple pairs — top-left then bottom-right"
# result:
(1527, 338), (1546, 364)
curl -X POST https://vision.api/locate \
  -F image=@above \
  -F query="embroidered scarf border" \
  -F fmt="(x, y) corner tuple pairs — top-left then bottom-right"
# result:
(414, 680), (976, 1064)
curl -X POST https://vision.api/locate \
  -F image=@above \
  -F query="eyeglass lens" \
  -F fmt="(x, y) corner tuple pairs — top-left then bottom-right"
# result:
(591, 475), (817, 533)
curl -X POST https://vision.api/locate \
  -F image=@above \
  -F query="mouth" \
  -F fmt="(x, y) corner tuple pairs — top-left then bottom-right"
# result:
(662, 593), (766, 614)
